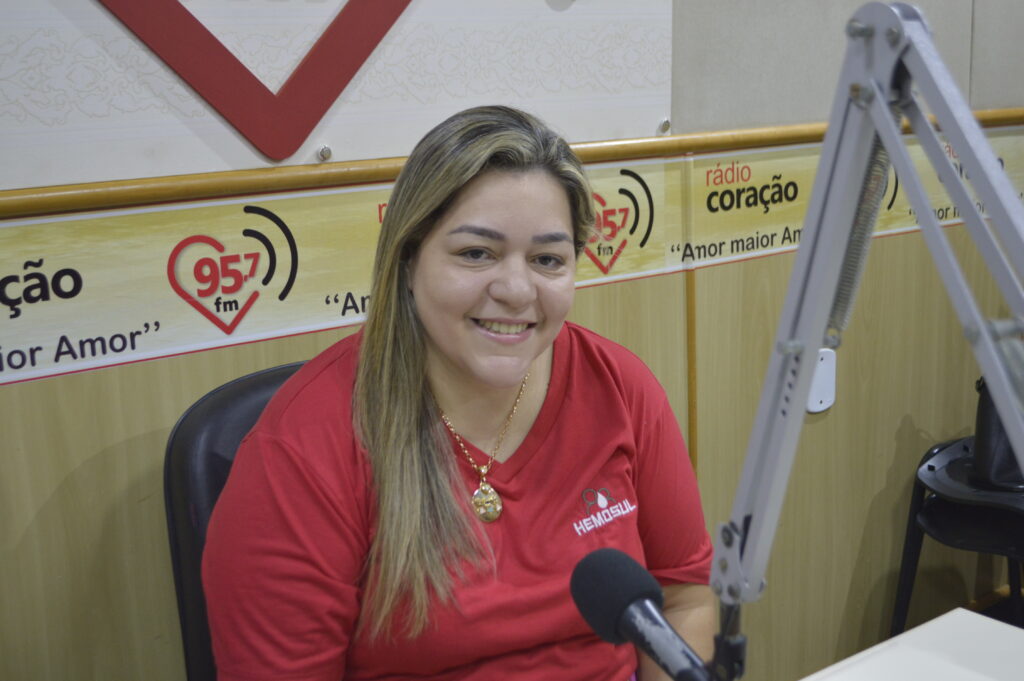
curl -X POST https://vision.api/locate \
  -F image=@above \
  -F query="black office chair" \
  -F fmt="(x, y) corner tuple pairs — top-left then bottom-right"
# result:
(164, 362), (304, 681)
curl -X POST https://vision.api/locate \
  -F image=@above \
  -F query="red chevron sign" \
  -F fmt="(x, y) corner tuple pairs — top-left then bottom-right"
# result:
(99, 0), (412, 160)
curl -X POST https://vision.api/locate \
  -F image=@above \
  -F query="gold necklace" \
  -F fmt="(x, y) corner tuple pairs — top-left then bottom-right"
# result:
(440, 372), (530, 523)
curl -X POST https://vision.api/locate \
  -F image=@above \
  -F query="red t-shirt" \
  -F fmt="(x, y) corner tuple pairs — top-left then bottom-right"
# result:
(203, 322), (711, 681)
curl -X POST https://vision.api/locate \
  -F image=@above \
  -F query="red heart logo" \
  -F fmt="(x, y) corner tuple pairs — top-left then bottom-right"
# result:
(584, 239), (628, 275)
(584, 192), (629, 274)
(99, 0), (412, 160)
(167, 235), (260, 335)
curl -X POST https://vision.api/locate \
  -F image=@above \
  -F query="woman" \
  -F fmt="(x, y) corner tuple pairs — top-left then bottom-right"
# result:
(203, 105), (714, 681)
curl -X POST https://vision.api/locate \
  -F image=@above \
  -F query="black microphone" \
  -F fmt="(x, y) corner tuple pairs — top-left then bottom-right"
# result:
(570, 548), (711, 681)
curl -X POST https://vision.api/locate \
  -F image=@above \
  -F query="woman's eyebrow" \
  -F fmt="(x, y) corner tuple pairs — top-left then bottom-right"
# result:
(448, 224), (504, 240)
(448, 225), (572, 245)
(532, 232), (573, 245)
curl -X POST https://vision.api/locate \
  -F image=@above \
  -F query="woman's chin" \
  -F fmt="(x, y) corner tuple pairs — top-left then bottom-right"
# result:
(476, 366), (533, 390)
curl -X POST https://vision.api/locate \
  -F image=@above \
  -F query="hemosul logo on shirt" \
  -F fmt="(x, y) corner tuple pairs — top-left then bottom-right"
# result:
(573, 487), (637, 536)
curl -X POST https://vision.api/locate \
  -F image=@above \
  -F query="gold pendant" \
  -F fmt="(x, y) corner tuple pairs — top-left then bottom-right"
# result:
(472, 482), (502, 522)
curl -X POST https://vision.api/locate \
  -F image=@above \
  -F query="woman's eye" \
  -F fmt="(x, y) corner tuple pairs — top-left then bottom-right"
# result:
(534, 254), (566, 269)
(459, 248), (491, 262)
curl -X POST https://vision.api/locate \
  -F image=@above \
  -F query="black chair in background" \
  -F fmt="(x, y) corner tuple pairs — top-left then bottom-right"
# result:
(164, 362), (304, 681)
(890, 379), (1024, 636)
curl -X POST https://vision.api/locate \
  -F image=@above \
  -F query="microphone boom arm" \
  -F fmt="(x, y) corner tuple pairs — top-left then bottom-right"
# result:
(708, 4), (1024, 678)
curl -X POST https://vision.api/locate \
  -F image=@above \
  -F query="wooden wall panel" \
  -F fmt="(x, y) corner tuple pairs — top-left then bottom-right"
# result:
(1, 327), (355, 680)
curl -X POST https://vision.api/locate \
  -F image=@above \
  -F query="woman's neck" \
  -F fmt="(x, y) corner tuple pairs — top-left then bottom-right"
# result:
(428, 348), (552, 461)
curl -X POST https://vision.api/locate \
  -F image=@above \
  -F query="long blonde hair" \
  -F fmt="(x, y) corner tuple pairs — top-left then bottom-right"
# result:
(353, 106), (595, 637)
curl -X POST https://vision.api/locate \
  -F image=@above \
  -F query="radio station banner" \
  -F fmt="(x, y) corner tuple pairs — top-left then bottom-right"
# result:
(685, 144), (818, 264)
(2, 128), (1021, 385)
(682, 126), (1024, 268)
(0, 186), (387, 385)
(0, 163), (677, 385)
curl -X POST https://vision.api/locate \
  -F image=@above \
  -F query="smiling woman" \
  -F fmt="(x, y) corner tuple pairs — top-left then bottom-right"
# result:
(201, 106), (715, 681)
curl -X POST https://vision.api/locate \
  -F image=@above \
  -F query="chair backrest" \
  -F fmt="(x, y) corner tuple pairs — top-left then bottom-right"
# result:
(164, 362), (304, 681)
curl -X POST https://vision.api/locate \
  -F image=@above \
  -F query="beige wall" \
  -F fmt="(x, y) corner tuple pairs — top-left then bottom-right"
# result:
(1, 328), (356, 678)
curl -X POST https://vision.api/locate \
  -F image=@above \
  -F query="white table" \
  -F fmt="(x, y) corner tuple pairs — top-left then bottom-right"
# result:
(800, 608), (1022, 680)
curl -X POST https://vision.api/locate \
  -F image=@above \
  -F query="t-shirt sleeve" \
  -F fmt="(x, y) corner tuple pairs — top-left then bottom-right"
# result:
(630, 369), (713, 586)
(202, 430), (371, 681)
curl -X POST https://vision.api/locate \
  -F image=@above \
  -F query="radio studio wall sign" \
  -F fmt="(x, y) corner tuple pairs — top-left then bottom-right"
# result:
(98, 0), (413, 159)
(0, 187), (389, 386)
(12, 129), (1018, 385)
(167, 206), (298, 335)
(0, 162), (676, 385)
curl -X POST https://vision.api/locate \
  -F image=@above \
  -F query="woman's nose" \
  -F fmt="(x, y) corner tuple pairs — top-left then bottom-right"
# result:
(488, 258), (535, 307)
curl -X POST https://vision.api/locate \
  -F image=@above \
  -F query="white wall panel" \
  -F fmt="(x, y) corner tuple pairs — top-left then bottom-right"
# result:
(970, 0), (1024, 109)
(4, 1), (1021, 193)
(671, 0), (973, 133)
(0, 0), (672, 190)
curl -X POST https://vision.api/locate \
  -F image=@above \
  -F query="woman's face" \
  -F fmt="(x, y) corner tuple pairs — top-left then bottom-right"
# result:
(409, 168), (577, 392)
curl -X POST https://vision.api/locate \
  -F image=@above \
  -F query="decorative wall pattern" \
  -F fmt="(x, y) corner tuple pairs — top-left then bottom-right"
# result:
(0, 0), (671, 190)
(0, 29), (205, 125)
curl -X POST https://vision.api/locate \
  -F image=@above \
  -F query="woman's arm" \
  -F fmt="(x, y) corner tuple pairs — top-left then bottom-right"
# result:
(203, 432), (368, 681)
(637, 582), (717, 681)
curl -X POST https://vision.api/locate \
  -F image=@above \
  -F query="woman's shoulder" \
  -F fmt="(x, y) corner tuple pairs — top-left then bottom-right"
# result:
(233, 331), (372, 501)
(563, 321), (656, 378)
(251, 330), (362, 440)
(560, 322), (670, 418)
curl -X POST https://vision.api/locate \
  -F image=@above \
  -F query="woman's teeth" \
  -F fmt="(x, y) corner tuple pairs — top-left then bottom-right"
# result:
(477, 320), (529, 334)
